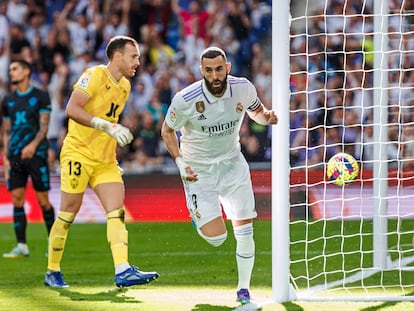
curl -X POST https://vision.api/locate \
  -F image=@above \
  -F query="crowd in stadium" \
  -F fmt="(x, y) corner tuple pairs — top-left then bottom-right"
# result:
(2, 0), (412, 174)
(0, 0), (273, 174)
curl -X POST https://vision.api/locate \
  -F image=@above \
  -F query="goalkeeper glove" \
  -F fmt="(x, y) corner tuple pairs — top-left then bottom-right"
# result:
(91, 117), (133, 147)
(175, 156), (198, 183)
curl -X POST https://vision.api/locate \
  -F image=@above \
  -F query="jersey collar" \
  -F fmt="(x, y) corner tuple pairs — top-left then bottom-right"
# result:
(16, 85), (34, 96)
(201, 79), (232, 104)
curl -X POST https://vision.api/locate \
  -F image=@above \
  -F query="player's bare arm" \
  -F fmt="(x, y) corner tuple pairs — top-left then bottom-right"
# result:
(21, 112), (50, 159)
(2, 118), (10, 179)
(161, 121), (198, 182)
(248, 104), (278, 125)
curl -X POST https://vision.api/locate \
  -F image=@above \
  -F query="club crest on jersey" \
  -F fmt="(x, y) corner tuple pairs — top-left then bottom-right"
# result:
(70, 177), (79, 189)
(236, 102), (243, 113)
(195, 101), (205, 113)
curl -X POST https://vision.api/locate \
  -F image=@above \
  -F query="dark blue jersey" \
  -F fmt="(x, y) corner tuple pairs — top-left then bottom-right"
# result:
(1, 85), (51, 157)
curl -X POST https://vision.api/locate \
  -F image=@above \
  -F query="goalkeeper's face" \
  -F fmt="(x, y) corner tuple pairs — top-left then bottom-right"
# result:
(120, 43), (140, 78)
(201, 56), (230, 97)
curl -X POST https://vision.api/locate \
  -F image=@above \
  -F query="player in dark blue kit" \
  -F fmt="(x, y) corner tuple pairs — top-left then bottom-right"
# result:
(1, 60), (55, 258)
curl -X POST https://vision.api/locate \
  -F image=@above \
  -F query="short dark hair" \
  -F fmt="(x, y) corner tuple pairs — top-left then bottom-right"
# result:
(200, 47), (228, 63)
(11, 59), (32, 76)
(106, 36), (138, 60)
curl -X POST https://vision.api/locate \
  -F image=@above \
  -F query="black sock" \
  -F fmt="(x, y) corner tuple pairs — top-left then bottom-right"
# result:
(13, 206), (27, 243)
(42, 206), (55, 235)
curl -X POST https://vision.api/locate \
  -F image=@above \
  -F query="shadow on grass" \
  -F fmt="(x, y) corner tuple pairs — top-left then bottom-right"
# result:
(55, 288), (141, 304)
(191, 304), (235, 310)
(281, 301), (305, 310)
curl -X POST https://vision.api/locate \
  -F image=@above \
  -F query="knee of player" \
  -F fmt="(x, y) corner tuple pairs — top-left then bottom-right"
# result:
(198, 229), (228, 247)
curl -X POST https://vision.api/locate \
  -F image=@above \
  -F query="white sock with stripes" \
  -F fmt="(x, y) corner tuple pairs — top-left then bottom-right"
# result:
(234, 223), (255, 290)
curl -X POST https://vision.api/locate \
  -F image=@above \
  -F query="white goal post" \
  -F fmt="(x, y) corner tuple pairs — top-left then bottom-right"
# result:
(272, 0), (414, 302)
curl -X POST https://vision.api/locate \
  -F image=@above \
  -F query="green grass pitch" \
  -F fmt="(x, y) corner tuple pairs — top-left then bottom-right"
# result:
(0, 220), (413, 310)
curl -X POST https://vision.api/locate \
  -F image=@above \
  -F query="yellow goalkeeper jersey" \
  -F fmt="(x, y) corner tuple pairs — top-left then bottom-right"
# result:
(63, 65), (131, 163)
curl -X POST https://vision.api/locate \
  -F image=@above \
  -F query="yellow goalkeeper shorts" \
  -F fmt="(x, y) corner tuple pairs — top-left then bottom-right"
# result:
(60, 146), (123, 194)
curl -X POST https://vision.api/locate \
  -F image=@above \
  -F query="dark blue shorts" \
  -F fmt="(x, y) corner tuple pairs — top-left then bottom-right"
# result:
(7, 155), (50, 192)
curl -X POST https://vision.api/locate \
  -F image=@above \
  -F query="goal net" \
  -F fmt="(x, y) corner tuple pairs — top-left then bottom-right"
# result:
(272, 0), (414, 302)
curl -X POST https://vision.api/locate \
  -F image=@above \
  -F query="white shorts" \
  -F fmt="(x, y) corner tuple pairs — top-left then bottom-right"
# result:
(183, 153), (257, 228)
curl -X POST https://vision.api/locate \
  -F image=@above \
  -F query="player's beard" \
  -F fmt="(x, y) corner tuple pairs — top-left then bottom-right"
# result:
(204, 74), (227, 96)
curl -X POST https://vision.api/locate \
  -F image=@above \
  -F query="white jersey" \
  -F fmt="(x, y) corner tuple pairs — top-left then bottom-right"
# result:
(165, 75), (262, 164)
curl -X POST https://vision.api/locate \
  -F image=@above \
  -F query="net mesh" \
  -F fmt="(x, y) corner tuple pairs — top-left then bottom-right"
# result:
(288, 0), (414, 299)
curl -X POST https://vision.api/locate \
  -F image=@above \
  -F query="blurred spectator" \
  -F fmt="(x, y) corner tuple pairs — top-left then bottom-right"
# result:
(128, 78), (154, 114)
(0, 1), (9, 88)
(208, 5), (240, 76)
(33, 29), (71, 77)
(254, 59), (272, 109)
(25, 11), (50, 47)
(249, 0), (272, 42)
(154, 69), (174, 105)
(9, 23), (31, 61)
(7, 0), (28, 25)
(56, 1), (97, 58)
(146, 91), (168, 128)
(47, 54), (69, 172)
(0, 0), (274, 173)
(173, 0), (211, 73)
(127, 1), (147, 43)
(225, 0), (253, 76)
(144, 0), (176, 44)
(127, 110), (163, 171)
(96, 0), (129, 60)
(401, 124), (414, 168)
(146, 26), (176, 71)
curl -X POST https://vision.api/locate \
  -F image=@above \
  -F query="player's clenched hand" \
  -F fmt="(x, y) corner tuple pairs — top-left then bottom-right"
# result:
(91, 117), (133, 147)
(107, 123), (133, 147)
(175, 156), (198, 183)
(265, 110), (278, 125)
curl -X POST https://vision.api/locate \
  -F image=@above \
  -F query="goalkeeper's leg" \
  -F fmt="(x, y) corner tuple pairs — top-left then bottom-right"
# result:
(44, 210), (75, 288)
(47, 211), (75, 271)
(107, 207), (159, 287)
(107, 207), (129, 272)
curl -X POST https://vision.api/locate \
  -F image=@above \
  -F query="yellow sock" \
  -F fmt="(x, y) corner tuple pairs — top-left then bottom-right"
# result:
(47, 211), (75, 271)
(107, 208), (128, 266)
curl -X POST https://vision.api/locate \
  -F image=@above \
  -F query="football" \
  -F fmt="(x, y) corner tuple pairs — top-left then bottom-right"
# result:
(326, 152), (359, 186)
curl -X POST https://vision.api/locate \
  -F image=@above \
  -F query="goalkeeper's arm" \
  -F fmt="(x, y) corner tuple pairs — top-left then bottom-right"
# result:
(65, 90), (133, 147)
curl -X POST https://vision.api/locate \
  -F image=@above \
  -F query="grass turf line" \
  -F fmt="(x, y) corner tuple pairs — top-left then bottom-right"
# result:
(0, 221), (413, 310)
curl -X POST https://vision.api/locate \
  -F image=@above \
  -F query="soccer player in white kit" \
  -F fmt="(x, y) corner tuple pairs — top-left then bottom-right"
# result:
(161, 47), (278, 304)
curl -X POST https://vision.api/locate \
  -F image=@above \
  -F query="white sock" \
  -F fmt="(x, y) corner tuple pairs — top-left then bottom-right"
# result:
(234, 223), (255, 290)
(115, 263), (131, 275)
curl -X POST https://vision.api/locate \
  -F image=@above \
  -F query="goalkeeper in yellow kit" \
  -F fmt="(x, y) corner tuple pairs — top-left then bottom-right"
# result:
(44, 36), (159, 288)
